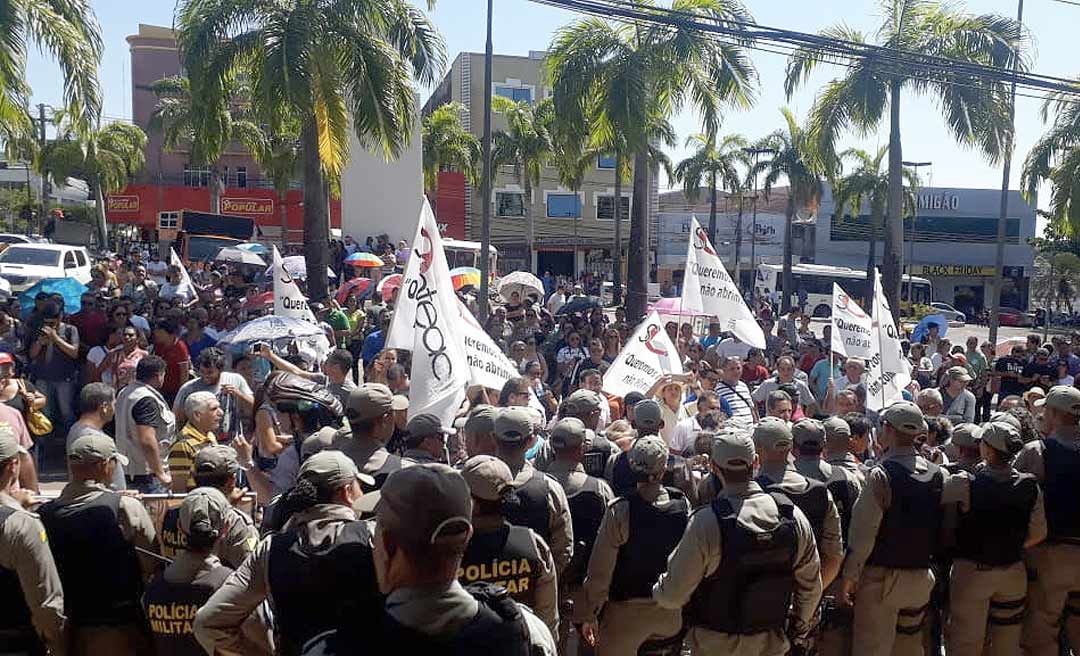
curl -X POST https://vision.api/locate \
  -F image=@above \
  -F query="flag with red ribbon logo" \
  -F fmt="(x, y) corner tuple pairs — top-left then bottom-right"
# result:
(602, 310), (684, 398)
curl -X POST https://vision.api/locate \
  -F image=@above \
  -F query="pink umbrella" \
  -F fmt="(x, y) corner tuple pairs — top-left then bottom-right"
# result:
(378, 273), (403, 303)
(648, 297), (712, 317)
(335, 277), (372, 304)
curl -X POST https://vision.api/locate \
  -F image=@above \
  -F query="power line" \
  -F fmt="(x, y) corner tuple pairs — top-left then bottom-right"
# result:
(1048, 0), (1080, 7)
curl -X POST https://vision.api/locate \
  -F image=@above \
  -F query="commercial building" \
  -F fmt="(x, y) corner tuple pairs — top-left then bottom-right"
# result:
(423, 51), (657, 275)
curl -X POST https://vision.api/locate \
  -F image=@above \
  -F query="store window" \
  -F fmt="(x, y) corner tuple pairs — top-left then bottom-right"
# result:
(496, 191), (525, 217)
(495, 86), (532, 103)
(546, 194), (580, 218)
(597, 153), (616, 169)
(597, 195), (630, 221)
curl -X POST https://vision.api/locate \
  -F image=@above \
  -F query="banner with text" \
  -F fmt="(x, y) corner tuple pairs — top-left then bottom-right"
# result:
(869, 269), (912, 411)
(831, 283), (873, 358)
(680, 216), (765, 349)
(271, 245), (317, 323)
(456, 299), (519, 390)
(602, 310), (684, 398)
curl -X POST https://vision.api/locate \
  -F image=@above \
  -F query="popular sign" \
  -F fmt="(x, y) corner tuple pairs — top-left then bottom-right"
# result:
(107, 195), (140, 212)
(221, 197), (274, 215)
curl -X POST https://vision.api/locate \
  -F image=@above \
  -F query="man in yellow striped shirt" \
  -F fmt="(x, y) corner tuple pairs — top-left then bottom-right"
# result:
(167, 391), (223, 492)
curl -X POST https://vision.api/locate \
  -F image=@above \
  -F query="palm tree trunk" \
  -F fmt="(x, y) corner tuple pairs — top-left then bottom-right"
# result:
(279, 189), (289, 248)
(525, 179), (535, 272)
(301, 120), (330, 301)
(866, 205), (881, 307)
(708, 170), (718, 248)
(781, 195), (794, 314)
(94, 184), (108, 248)
(734, 196), (745, 289)
(210, 165), (223, 214)
(626, 148), (650, 323)
(883, 81), (904, 320)
(612, 149), (623, 305)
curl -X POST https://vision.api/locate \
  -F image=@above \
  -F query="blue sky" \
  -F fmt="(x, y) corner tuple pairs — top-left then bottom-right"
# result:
(24, 0), (1076, 216)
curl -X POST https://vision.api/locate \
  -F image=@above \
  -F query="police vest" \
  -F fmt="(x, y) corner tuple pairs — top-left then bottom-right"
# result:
(363, 453), (403, 493)
(1043, 438), (1080, 541)
(142, 566), (232, 656)
(827, 477), (854, 543)
(565, 476), (607, 587)
(955, 470), (1038, 566)
(160, 507), (185, 561)
(609, 488), (689, 601)
(582, 434), (613, 478)
(687, 492), (798, 634)
(756, 472), (828, 546)
(504, 469), (552, 543)
(944, 461), (978, 476)
(459, 524), (543, 609)
(0, 506), (41, 654)
(609, 451), (637, 498)
(301, 584), (532, 656)
(866, 460), (944, 569)
(38, 491), (145, 626)
(267, 519), (382, 656)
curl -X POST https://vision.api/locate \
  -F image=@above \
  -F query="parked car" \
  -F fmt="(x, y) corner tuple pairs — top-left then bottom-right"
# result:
(930, 302), (966, 324)
(0, 244), (92, 292)
(997, 306), (1034, 327)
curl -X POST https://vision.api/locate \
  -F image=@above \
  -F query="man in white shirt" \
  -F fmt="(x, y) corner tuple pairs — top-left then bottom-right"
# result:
(833, 356), (867, 392)
(546, 284), (567, 315)
(716, 335), (752, 360)
(715, 356), (758, 425)
(669, 391), (723, 455)
(751, 356), (819, 416)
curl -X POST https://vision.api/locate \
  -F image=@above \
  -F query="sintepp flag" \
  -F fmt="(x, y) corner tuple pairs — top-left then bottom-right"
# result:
(830, 283), (873, 358)
(271, 245), (317, 323)
(680, 216), (765, 349)
(867, 269), (912, 411)
(602, 310), (684, 398)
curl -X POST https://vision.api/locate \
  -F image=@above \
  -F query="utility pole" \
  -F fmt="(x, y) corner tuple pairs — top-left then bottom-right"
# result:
(478, 0), (495, 321)
(37, 104), (49, 213)
(743, 146), (776, 302)
(902, 160), (932, 308)
(989, 0), (1024, 347)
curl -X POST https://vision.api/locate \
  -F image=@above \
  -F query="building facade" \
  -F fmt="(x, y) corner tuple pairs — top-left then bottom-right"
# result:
(423, 51), (657, 276)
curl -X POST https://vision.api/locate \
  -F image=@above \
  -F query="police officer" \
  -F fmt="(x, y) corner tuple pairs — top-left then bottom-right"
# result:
(653, 428), (822, 655)
(606, 400), (696, 501)
(494, 407), (574, 578)
(0, 428), (64, 654)
(332, 383), (403, 490)
(39, 433), (159, 656)
(160, 445), (258, 568)
(793, 417), (861, 543)
(838, 401), (951, 656)
(144, 487), (273, 656)
(823, 416), (867, 489)
(458, 455), (558, 635)
(943, 423), (983, 474)
(755, 417), (844, 589)
(553, 390), (620, 476)
(194, 450), (381, 655)
(1015, 385), (1080, 655)
(402, 413), (451, 465)
(302, 464), (557, 654)
(582, 436), (689, 655)
(945, 422), (1046, 656)
(463, 405), (499, 457)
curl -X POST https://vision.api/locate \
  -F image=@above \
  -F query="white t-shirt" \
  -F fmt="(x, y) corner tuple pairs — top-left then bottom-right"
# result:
(546, 292), (566, 315)
(669, 415), (702, 454)
(147, 260), (168, 285)
(87, 346), (113, 386)
(716, 338), (752, 360)
(161, 281), (196, 304)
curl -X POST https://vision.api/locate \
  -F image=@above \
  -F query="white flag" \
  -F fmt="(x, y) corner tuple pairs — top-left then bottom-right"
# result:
(271, 245), (316, 323)
(680, 216), (765, 349)
(830, 283), (873, 358)
(867, 269), (912, 411)
(388, 199), (469, 425)
(602, 311), (684, 398)
(168, 248), (198, 298)
(456, 299), (519, 390)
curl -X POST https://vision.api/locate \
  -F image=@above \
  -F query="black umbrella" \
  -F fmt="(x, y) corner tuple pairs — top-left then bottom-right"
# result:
(557, 296), (601, 315)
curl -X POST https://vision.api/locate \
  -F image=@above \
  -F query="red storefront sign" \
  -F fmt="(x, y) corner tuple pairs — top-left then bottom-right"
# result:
(434, 171), (467, 240)
(222, 197), (274, 215)
(107, 195), (140, 213)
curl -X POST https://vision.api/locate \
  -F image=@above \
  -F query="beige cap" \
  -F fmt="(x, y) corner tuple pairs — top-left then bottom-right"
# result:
(407, 413), (451, 437)
(1023, 387), (1047, 404)
(300, 426), (340, 460)
(463, 405), (498, 434)
(633, 399), (664, 433)
(68, 433), (129, 467)
(550, 417), (587, 450)
(753, 417), (793, 450)
(299, 450), (375, 489)
(562, 389), (602, 416)
(881, 401), (928, 435)
(346, 383), (394, 421)
(711, 428), (756, 470)
(460, 455), (513, 501)
(1035, 385), (1080, 415)
(494, 407), (534, 443)
(988, 411), (1023, 431)
(0, 423), (27, 462)
(391, 395), (410, 412)
(980, 421), (1023, 454)
(950, 423), (983, 448)
(946, 366), (973, 383)
(194, 445), (240, 477)
(792, 418), (826, 447)
(822, 416), (851, 443)
(627, 436), (668, 475)
(376, 464), (473, 548)
(178, 486), (230, 537)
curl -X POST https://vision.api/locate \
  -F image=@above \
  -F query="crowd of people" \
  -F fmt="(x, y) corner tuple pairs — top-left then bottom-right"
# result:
(0, 245), (1078, 656)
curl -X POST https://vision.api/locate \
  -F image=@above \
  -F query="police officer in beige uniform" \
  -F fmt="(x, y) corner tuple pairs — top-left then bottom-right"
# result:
(1015, 385), (1080, 655)
(0, 429), (64, 655)
(582, 436), (689, 655)
(944, 422), (1046, 656)
(942, 423), (983, 474)
(458, 455), (559, 635)
(402, 413), (451, 465)
(462, 405), (499, 458)
(653, 428), (822, 655)
(332, 384), (403, 490)
(837, 401), (953, 656)
(494, 407), (574, 578)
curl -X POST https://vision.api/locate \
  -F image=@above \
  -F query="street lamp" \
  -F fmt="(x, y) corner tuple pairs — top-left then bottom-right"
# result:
(478, 0), (495, 321)
(742, 146), (777, 302)
(902, 160), (932, 308)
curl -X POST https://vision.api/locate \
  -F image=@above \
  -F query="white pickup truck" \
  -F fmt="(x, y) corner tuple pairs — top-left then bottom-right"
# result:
(0, 243), (93, 292)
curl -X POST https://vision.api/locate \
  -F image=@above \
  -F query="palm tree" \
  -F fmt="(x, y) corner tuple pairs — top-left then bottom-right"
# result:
(0, 0), (102, 141)
(830, 146), (916, 295)
(674, 132), (747, 254)
(547, 0), (756, 322)
(176, 0), (445, 301)
(751, 108), (828, 313)
(422, 102), (480, 193)
(38, 118), (147, 245)
(249, 115), (302, 247)
(1021, 82), (1080, 234)
(784, 0), (1026, 314)
(492, 96), (554, 269)
(148, 75), (268, 214)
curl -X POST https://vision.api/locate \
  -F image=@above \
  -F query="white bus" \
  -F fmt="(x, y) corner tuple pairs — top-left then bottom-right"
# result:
(443, 238), (498, 273)
(756, 263), (932, 317)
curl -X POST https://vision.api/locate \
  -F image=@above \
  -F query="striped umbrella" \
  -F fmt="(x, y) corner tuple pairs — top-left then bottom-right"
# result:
(377, 273), (403, 302)
(335, 277), (372, 304)
(450, 266), (481, 290)
(344, 251), (386, 268)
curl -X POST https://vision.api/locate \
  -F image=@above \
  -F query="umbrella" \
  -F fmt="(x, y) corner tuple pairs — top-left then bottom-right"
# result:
(911, 314), (948, 343)
(377, 273), (403, 303)
(335, 277), (373, 304)
(218, 315), (326, 345)
(241, 291), (273, 311)
(277, 256), (336, 281)
(556, 296), (601, 315)
(344, 252), (385, 268)
(19, 278), (87, 315)
(498, 271), (544, 301)
(648, 297), (713, 318)
(215, 247), (266, 267)
(236, 242), (269, 255)
(450, 266), (481, 290)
